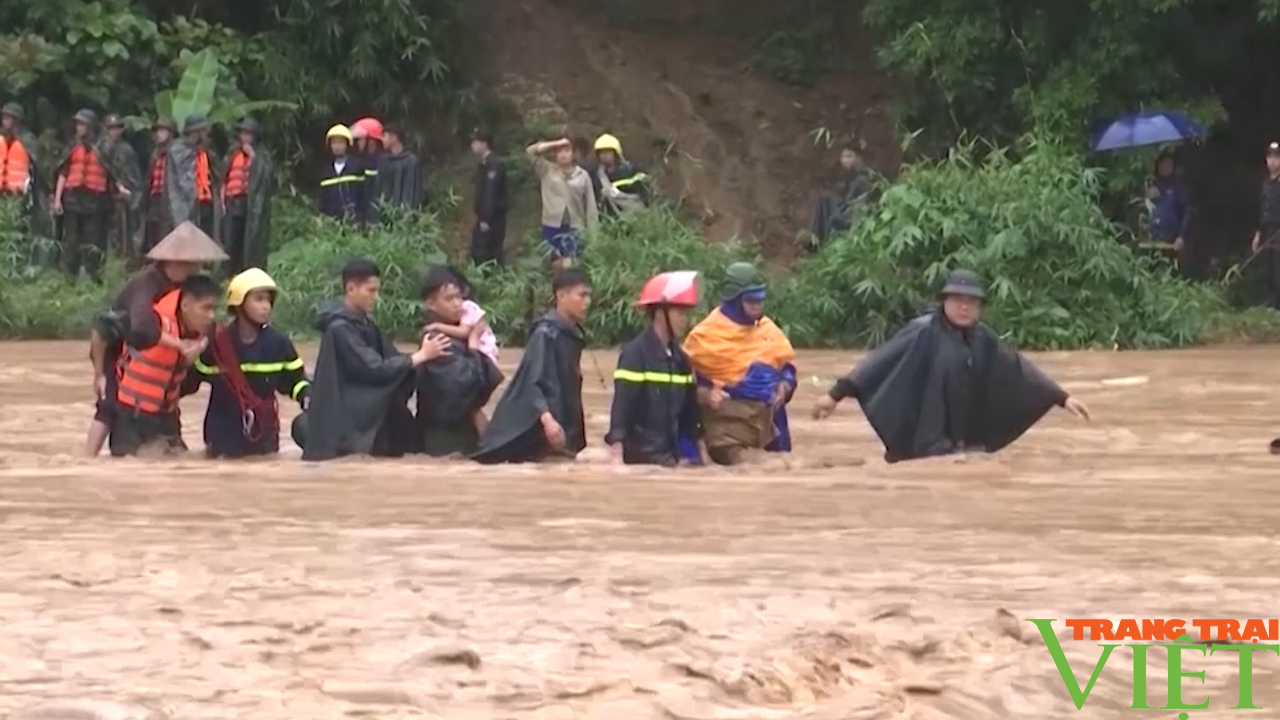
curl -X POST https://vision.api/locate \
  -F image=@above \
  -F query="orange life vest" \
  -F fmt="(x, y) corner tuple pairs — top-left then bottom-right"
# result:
(224, 150), (250, 198)
(116, 289), (196, 415)
(64, 144), (108, 193)
(0, 136), (31, 193)
(149, 153), (166, 196)
(195, 150), (212, 201)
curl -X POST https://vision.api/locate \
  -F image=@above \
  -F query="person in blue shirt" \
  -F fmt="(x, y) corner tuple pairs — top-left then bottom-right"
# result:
(182, 268), (310, 457)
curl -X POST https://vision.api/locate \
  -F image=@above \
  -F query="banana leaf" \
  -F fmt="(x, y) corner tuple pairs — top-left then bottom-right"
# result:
(170, 48), (220, 127)
(210, 100), (299, 126)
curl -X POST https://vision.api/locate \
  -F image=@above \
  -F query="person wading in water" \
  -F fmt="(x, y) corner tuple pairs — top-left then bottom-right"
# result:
(86, 222), (228, 456)
(182, 268), (311, 457)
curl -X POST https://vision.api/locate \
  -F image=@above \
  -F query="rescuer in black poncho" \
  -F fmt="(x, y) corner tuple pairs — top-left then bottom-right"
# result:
(605, 270), (706, 466)
(301, 258), (452, 461)
(813, 269), (1091, 462)
(472, 269), (592, 464)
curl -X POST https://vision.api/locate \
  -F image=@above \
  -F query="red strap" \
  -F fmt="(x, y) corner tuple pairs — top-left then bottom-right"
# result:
(211, 326), (278, 443)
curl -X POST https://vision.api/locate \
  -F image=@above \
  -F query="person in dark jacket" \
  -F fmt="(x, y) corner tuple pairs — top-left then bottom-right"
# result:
(808, 143), (876, 249)
(1147, 151), (1190, 250)
(591, 133), (649, 216)
(472, 269), (591, 464)
(470, 129), (508, 267)
(415, 266), (504, 456)
(300, 258), (452, 461)
(166, 114), (220, 239)
(85, 222), (229, 455)
(1252, 142), (1280, 307)
(812, 269), (1090, 462)
(101, 113), (143, 260)
(318, 124), (365, 222)
(182, 268), (310, 457)
(606, 271), (705, 466)
(370, 124), (424, 220)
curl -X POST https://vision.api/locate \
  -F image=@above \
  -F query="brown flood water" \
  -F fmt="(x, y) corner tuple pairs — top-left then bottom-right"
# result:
(2, 342), (1279, 719)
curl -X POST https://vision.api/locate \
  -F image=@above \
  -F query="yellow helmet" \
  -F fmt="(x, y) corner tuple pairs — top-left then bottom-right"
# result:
(325, 124), (353, 142)
(593, 133), (622, 154)
(226, 268), (277, 307)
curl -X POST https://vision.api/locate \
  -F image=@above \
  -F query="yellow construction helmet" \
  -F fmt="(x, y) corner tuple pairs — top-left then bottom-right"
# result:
(226, 268), (277, 307)
(325, 124), (353, 143)
(593, 133), (622, 154)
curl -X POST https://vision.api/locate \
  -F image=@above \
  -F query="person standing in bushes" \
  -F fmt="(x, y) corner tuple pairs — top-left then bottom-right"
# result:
(85, 222), (228, 456)
(606, 271), (706, 467)
(682, 262), (797, 465)
(592, 133), (648, 216)
(473, 268), (592, 464)
(470, 128), (508, 267)
(301, 259), (453, 461)
(1, 102), (41, 216)
(319, 124), (365, 222)
(370, 124), (424, 219)
(812, 269), (1090, 463)
(808, 141), (875, 249)
(101, 114), (143, 259)
(166, 115), (219, 239)
(181, 268), (310, 457)
(221, 118), (275, 274)
(108, 274), (221, 457)
(351, 117), (383, 221)
(142, 117), (178, 251)
(1147, 151), (1189, 252)
(526, 137), (597, 271)
(414, 266), (504, 456)
(1252, 142), (1280, 308)
(53, 109), (123, 279)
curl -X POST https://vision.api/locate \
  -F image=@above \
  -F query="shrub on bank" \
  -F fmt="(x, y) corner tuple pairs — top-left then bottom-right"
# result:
(1, 136), (1274, 349)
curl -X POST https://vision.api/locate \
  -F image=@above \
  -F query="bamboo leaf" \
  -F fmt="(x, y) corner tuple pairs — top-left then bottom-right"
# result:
(170, 47), (220, 127)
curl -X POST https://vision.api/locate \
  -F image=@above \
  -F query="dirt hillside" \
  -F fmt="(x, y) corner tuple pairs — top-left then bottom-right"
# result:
(480, 0), (898, 260)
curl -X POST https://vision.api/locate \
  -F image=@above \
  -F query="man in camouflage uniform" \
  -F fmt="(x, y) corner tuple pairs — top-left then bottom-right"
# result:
(101, 113), (143, 259)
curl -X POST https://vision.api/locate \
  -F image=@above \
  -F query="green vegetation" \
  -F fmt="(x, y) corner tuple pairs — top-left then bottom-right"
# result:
(4, 138), (1277, 349)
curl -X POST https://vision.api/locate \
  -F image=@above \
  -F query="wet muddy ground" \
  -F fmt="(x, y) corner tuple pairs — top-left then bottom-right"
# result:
(2, 342), (1278, 719)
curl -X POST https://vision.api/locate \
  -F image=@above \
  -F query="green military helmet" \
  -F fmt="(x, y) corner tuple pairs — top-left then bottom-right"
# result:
(235, 117), (260, 134)
(153, 117), (178, 133)
(0, 102), (24, 121)
(183, 114), (210, 134)
(73, 108), (99, 127)
(103, 113), (124, 129)
(721, 261), (766, 301)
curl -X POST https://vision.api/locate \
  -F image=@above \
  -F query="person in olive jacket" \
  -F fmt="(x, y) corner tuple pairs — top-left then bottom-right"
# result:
(605, 271), (706, 466)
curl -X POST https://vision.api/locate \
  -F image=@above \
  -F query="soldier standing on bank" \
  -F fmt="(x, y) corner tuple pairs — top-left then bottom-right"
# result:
(101, 114), (143, 259)
(0, 102), (40, 214)
(1251, 142), (1280, 308)
(53, 109), (125, 280)
(165, 114), (219, 239)
(142, 117), (177, 251)
(221, 117), (275, 274)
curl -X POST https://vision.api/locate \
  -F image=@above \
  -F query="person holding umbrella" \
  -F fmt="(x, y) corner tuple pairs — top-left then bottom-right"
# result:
(1251, 142), (1280, 308)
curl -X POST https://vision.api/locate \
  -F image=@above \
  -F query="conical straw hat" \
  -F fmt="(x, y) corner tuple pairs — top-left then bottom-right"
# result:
(145, 222), (229, 262)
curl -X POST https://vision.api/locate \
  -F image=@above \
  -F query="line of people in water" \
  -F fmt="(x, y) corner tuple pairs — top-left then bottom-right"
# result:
(86, 220), (1091, 465)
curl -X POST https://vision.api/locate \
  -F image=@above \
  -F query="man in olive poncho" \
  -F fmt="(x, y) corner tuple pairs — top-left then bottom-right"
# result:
(101, 113), (143, 258)
(165, 114), (220, 239)
(220, 117), (275, 274)
(53, 109), (125, 279)
(142, 117), (177, 251)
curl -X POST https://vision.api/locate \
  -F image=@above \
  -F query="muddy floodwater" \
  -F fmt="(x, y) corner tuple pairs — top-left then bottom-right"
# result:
(2, 342), (1279, 719)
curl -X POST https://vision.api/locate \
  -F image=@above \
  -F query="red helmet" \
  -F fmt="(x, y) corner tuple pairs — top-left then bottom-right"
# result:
(637, 270), (699, 307)
(351, 117), (384, 142)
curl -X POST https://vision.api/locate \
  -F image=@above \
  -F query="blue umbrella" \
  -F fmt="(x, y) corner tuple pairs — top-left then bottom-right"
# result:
(1092, 111), (1205, 152)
